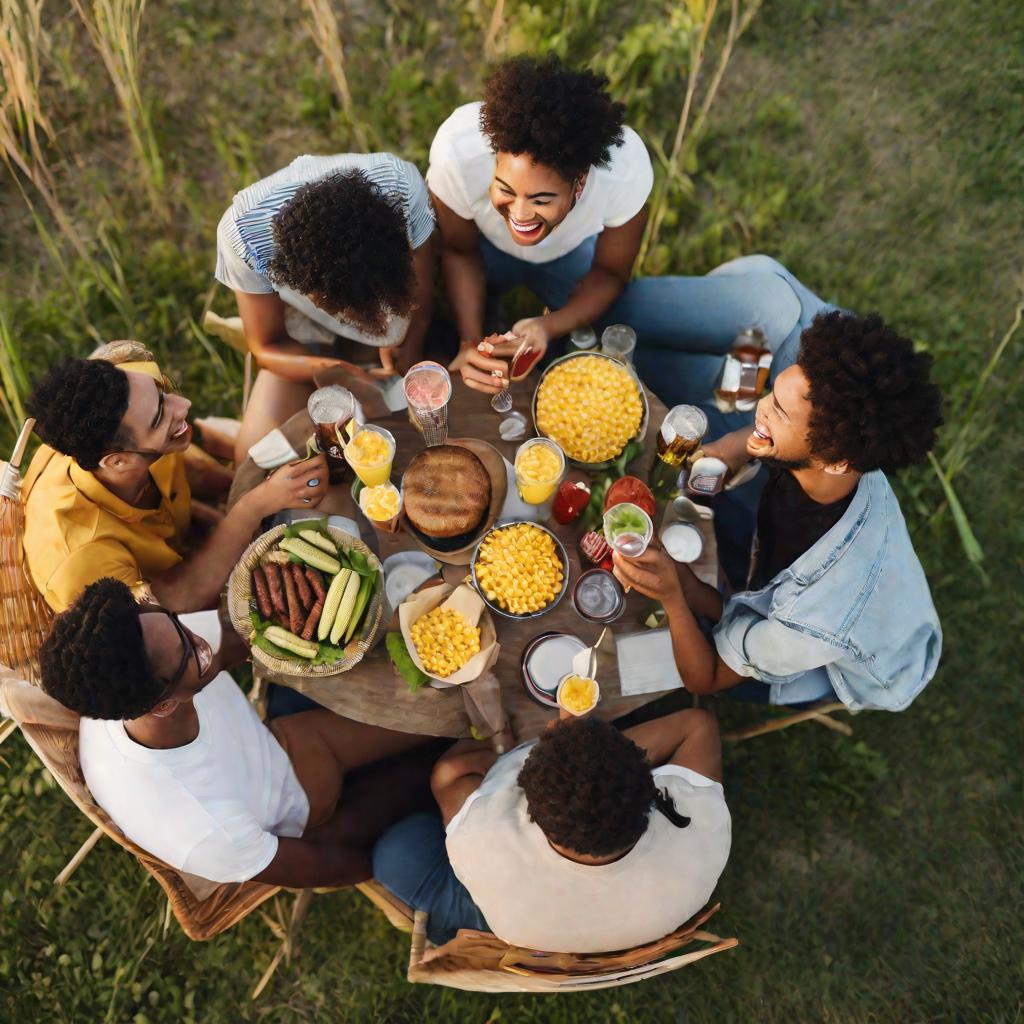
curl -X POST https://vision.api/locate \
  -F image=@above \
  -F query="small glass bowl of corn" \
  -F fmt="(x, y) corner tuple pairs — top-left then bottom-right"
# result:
(556, 673), (600, 716)
(471, 521), (569, 619)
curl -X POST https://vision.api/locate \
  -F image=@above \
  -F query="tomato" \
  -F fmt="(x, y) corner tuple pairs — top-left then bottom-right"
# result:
(603, 475), (656, 518)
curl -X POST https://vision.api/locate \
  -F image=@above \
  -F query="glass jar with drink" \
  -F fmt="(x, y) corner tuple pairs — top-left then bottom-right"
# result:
(649, 404), (707, 503)
(344, 424), (395, 487)
(404, 361), (451, 446)
(602, 502), (654, 558)
(514, 437), (565, 506)
(307, 385), (362, 484)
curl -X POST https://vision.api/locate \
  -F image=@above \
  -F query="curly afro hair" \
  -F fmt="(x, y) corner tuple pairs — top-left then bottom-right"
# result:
(481, 56), (626, 183)
(797, 311), (943, 473)
(40, 578), (163, 720)
(518, 717), (656, 857)
(26, 357), (130, 470)
(268, 169), (414, 337)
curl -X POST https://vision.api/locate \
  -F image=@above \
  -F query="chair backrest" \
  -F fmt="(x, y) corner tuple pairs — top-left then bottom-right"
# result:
(0, 666), (279, 941)
(356, 881), (738, 993)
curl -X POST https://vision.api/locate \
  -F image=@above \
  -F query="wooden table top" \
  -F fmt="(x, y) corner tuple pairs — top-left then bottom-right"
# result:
(228, 370), (717, 740)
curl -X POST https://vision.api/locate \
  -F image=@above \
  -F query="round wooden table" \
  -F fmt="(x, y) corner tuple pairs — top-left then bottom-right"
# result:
(228, 371), (717, 740)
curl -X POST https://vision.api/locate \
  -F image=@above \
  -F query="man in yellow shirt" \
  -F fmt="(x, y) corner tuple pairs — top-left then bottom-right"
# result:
(23, 356), (327, 612)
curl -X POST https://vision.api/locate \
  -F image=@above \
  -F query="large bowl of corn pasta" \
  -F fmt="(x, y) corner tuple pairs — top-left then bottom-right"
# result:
(471, 521), (569, 619)
(533, 352), (648, 468)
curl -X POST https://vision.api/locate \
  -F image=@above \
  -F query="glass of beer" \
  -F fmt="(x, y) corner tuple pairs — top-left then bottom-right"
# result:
(307, 385), (361, 484)
(657, 405), (708, 467)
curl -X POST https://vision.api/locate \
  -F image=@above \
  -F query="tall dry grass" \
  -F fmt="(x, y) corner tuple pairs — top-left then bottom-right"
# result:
(637, 0), (763, 271)
(0, 0), (91, 259)
(70, 0), (166, 216)
(303, 0), (369, 150)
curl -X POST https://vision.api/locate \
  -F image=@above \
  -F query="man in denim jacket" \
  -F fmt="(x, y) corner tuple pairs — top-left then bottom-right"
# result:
(613, 311), (943, 712)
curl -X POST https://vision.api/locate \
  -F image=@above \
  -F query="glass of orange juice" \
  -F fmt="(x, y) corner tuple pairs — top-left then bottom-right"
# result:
(514, 438), (565, 505)
(344, 425), (395, 487)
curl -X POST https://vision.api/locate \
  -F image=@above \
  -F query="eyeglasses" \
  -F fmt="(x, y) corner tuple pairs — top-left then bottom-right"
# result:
(137, 606), (202, 694)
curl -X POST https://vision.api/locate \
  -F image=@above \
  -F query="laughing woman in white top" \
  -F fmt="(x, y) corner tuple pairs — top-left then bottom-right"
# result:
(372, 709), (731, 951)
(427, 56), (653, 394)
(215, 154), (436, 463)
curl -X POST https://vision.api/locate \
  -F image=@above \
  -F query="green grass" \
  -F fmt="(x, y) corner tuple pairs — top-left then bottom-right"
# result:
(2, 0), (1023, 1021)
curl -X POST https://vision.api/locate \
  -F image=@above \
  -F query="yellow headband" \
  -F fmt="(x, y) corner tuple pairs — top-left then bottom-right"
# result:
(116, 360), (164, 382)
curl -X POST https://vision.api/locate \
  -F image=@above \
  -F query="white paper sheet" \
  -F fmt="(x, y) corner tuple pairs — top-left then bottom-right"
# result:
(616, 628), (685, 696)
(248, 429), (300, 469)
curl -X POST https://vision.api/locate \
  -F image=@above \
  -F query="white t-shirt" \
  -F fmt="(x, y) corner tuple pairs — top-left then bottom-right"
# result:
(427, 102), (653, 265)
(445, 741), (731, 953)
(80, 613), (309, 883)
(215, 152), (435, 347)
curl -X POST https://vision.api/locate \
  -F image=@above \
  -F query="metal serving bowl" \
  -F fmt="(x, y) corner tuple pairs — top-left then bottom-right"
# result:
(470, 520), (570, 621)
(531, 350), (650, 471)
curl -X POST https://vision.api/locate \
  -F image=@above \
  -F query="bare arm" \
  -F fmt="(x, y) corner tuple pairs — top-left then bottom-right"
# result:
(148, 454), (329, 612)
(235, 291), (345, 384)
(534, 207), (647, 340)
(661, 592), (745, 697)
(611, 548), (743, 697)
(430, 740), (498, 827)
(463, 209), (649, 387)
(701, 426), (756, 477)
(252, 836), (371, 888)
(622, 708), (723, 784)
(376, 234), (436, 376)
(432, 194), (487, 352)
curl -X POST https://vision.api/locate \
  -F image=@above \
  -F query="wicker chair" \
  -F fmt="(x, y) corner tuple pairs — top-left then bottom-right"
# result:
(0, 666), (326, 998)
(356, 882), (738, 992)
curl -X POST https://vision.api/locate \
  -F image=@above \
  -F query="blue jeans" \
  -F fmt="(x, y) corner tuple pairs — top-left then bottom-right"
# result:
(479, 244), (831, 407)
(480, 235), (599, 326)
(372, 811), (489, 946)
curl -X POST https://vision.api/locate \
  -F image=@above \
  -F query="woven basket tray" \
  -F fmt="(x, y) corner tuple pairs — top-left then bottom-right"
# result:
(227, 523), (384, 678)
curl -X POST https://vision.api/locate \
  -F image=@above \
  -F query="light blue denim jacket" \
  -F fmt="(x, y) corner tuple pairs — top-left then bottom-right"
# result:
(713, 471), (942, 711)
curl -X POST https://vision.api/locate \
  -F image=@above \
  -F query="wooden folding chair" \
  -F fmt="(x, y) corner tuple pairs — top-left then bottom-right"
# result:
(357, 880), (738, 993)
(0, 667), (317, 997)
(723, 699), (853, 742)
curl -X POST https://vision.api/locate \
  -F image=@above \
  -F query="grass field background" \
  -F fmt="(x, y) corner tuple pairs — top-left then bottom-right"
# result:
(1, 0), (1022, 1021)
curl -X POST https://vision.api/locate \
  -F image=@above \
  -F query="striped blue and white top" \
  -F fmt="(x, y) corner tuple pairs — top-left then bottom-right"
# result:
(215, 153), (435, 347)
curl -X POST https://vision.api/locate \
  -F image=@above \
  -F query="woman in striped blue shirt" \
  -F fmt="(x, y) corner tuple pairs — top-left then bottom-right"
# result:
(215, 154), (436, 462)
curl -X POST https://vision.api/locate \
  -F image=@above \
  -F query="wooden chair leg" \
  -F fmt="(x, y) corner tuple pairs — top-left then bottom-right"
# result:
(252, 889), (314, 1000)
(810, 711), (854, 736)
(724, 702), (848, 743)
(242, 351), (253, 415)
(407, 909), (429, 979)
(54, 826), (103, 885)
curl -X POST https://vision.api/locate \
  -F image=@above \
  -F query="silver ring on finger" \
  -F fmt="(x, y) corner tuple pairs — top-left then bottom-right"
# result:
(306, 477), (320, 488)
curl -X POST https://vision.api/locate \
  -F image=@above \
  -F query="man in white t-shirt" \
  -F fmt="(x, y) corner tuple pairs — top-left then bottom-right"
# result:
(40, 579), (434, 886)
(214, 153), (436, 463)
(427, 56), (653, 393)
(372, 709), (730, 952)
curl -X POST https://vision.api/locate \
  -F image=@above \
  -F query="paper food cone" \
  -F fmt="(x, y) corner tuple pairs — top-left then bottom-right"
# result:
(398, 582), (500, 686)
